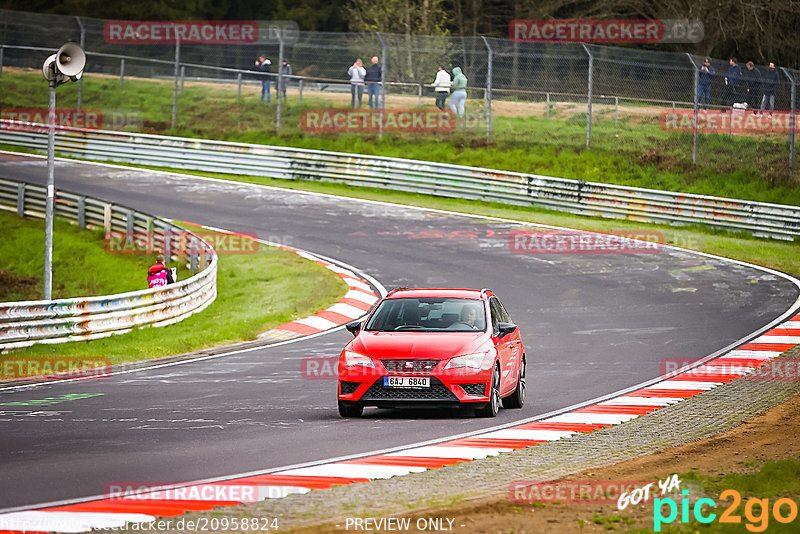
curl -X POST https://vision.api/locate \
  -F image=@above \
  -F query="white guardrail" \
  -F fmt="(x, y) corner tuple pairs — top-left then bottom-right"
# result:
(0, 177), (217, 350)
(0, 124), (799, 240)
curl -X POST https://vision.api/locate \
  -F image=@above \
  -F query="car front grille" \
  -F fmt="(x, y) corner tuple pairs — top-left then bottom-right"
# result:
(340, 381), (360, 395)
(460, 383), (486, 396)
(381, 359), (439, 373)
(361, 377), (458, 401)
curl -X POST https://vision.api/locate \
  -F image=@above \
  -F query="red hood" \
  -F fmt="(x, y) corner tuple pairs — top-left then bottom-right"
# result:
(148, 263), (166, 275)
(349, 331), (489, 360)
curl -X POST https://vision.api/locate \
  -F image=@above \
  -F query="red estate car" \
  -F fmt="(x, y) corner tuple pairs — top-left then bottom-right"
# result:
(337, 288), (526, 418)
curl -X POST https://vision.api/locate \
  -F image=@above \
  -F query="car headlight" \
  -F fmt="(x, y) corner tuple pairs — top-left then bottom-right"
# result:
(444, 352), (488, 370)
(344, 351), (375, 368)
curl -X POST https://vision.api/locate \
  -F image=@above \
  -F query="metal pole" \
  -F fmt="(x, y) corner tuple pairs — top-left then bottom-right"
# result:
(481, 36), (493, 142)
(0, 46), (4, 77)
(75, 16), (85, 109)
(546, 93), (550, 119)
(171, 37), (179, 130)
(782, 68), (796, 170)
(237, 72), (242, 99)
(582, 43), (593, 147)
(119, 58), (125, 86)
(180, 65), (185, 94)
(44, 79), (56, 300)
(614, 96), (619, 127)
(276, 32), (284, 134)
(687, 53), (699, 164)
(418, 83), (422, 107)
(377, 32), (386, 139)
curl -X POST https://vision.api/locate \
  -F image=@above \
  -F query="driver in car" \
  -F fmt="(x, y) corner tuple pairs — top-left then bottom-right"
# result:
(451, 304), (481, 330)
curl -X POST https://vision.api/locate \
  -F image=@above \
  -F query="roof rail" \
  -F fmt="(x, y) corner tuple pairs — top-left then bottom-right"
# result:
(386, 287), (409, 296)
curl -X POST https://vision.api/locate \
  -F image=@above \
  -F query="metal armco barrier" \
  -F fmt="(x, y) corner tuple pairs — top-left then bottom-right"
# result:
(0, 177), (217, 350)
(0, 124), (799, 239)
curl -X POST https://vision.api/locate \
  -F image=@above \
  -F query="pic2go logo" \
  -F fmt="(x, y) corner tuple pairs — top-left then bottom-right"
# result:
(654, 489), (799, 532)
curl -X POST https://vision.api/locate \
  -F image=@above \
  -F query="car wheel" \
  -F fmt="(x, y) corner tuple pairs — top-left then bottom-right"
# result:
(338, 401), (363, 418)
(502, 356), (525, 409)
(476, 366), (500, 418)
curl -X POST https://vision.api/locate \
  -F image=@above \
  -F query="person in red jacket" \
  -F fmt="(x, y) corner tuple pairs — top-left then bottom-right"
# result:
(147, 254), (174, 288)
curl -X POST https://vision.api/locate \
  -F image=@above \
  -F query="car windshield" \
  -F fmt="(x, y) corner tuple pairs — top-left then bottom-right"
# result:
(364, 297), (487, 332)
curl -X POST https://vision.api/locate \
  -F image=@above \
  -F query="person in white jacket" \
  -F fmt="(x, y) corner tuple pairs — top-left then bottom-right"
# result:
(432, 66), (451, 110)
(347, 59), (367, 108)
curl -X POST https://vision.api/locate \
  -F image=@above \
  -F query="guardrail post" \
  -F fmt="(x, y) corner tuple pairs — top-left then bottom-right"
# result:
(119, 59), (125, 86)
(581, 43), (593, 147)
(103, 203), (112, 234)
(481, 36), (493, 142)
(237, 72), (242, 99)
(77, 196), (86, 229)
(782, 68), (796, 171)
(546, 93), (550, 119)
(16, 183), (24, 216)
(180, 66), (185, 94)
(298, 79), (304, 105)
(171, 38), (180, 130)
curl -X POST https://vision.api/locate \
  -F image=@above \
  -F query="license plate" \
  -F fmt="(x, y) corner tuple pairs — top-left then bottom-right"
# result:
(383, 376), (430, 388)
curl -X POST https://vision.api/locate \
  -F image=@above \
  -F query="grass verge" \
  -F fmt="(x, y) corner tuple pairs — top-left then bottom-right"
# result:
(0, 219), (347, 365)
(1, 69), (797, 204)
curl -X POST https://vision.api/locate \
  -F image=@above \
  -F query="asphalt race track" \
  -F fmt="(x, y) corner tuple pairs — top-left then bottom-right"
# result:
(0, 153), (797, 510)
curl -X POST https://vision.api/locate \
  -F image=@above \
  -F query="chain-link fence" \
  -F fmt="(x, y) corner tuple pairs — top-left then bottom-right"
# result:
(0, 9), (797, 179)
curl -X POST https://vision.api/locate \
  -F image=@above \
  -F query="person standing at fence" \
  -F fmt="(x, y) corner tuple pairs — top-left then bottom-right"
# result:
(365, 56), (382, 110)
(721, 57), (742, 111)
(696, 57), (715, 112)
(759, 62), (779, 117)
(277, 59), (292, 100)
(744, 61), (762, 113)
(450, 67), (467, 117)
(348, 59), (366, 108)
(433, 66), (451, 110)
(255, 55), (272, 104)
(147, 254), (174, 289)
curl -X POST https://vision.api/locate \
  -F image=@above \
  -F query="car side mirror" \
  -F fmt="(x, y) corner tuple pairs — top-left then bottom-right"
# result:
(497, 322), (517, 338)
(346, 320), (362, 337)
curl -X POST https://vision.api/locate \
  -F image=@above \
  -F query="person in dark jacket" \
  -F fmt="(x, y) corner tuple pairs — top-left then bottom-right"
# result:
(147, 254), (174, 288)
(697, 57), (715, 112)
(721, 57), (742, 111)
(744, 61), (762, 113)
(759, 62), (780, 117)
(255, 54), (272, 104)
(277, 59), (292, 100)
(364, 56), (382, 110)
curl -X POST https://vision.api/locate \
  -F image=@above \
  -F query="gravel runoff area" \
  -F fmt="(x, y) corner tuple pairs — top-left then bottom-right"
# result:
(143, 345), (800, 533)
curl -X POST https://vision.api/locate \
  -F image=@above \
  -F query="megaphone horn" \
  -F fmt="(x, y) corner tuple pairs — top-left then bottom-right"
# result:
(55, 42), (86, 77)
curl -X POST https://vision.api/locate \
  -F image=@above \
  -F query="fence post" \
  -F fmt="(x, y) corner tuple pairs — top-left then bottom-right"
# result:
(237, 72), (242, 99)
(180, 66), (185, 94)
(75, 16), (85, 109)
(376, 32), (386, 139)
(481, 36), (493, 142)
(546, 93), (550, 119)
(298, 79), (304, 105)
(77, 196), (85, 229)
(686, 53), (699, 164)
(276, 32), (284, 134)
(171, 38), (180, 130)
(0, 45), (4, 77)
(418, 83), (422, 107)
(581, 44), (593, 147)
(119, 59), (125, 86)
(189, 235), (199, 273)
(126, 209), (134, 238)
(782, 68), (796, 171)
(16, 183), (24, 216)
(614, 96), (619, 127)
(103, 203), (112, 235)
